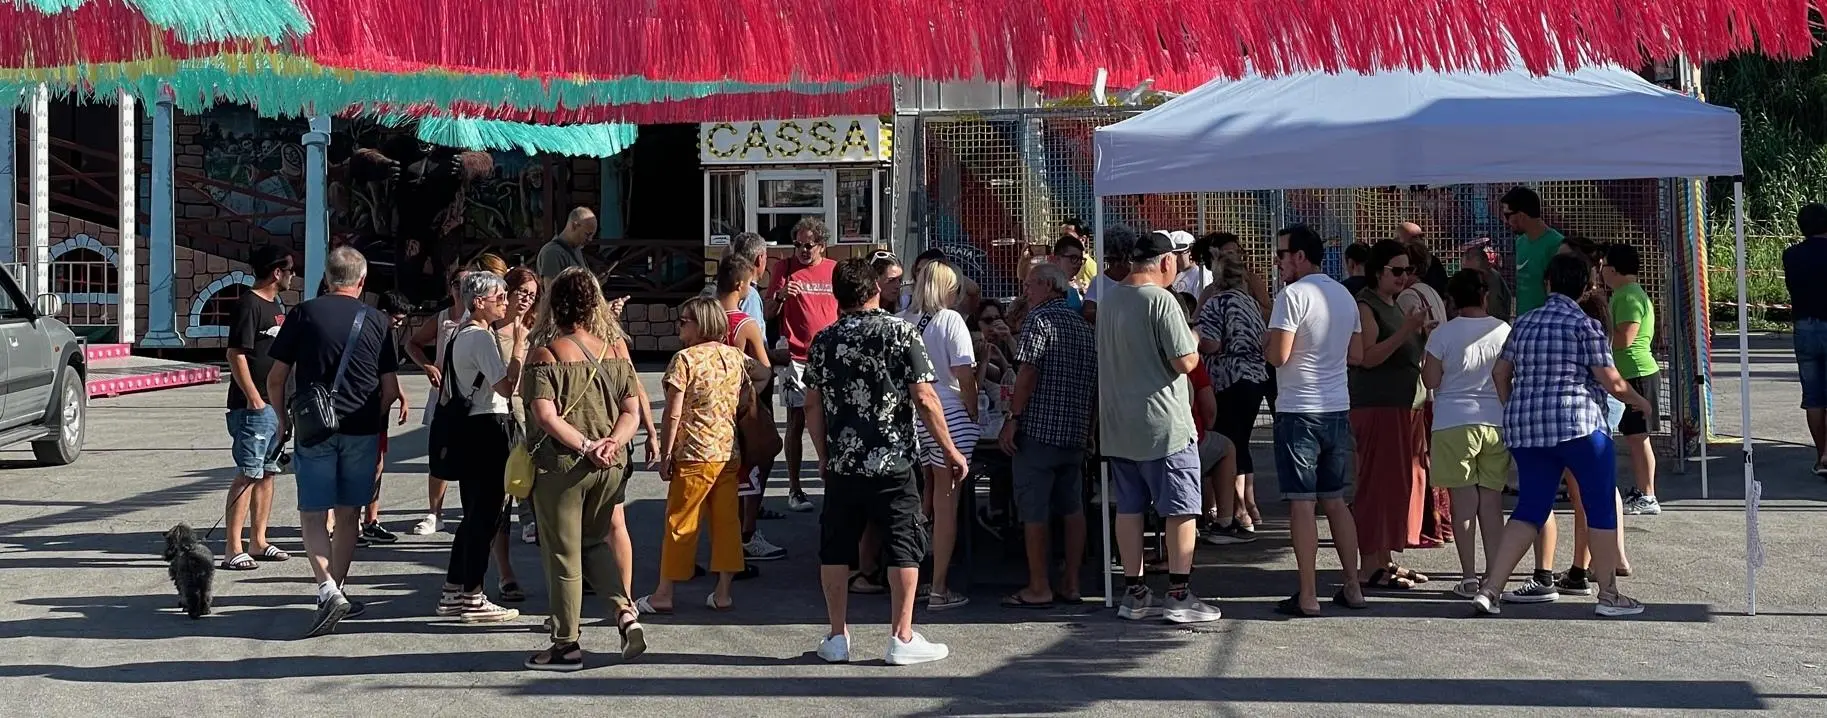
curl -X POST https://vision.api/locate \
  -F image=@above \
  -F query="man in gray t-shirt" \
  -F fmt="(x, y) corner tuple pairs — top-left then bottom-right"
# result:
(537, 207), (597, 283)
(1095, 227), (1221, 625)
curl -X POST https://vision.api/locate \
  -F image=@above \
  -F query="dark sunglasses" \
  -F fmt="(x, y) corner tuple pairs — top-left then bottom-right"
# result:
(1386, 266), (1413, 276)
(794, 242), (820, 250)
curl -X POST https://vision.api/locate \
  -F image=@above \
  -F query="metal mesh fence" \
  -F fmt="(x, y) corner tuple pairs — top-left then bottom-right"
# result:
(917, 108), (1688, 449)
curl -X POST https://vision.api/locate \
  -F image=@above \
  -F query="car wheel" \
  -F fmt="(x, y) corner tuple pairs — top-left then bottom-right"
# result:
(32, 364), (84, 466)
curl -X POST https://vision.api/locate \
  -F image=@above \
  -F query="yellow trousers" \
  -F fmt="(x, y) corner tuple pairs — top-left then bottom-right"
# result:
(660, 459), (745, 580)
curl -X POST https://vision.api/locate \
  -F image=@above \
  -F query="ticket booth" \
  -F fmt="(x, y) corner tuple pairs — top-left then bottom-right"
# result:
(700, 116), (892, 249)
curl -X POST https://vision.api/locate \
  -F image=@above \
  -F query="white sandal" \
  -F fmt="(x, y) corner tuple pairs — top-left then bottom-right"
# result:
(705, 593), (733, 612)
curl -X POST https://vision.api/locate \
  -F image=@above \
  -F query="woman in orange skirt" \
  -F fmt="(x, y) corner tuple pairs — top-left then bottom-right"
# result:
(1349, 240), (1432, 589)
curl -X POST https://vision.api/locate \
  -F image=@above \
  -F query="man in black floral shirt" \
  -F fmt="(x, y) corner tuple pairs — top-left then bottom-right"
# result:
(805, 258), (966, 667)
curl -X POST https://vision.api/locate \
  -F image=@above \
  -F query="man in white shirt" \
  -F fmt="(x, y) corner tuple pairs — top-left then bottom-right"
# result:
(1167, 230), (1210, 297)
(1264, 224), (1366, 617)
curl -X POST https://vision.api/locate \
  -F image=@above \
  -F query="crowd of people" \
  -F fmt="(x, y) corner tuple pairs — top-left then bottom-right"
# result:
(211, 184), (1681, 671)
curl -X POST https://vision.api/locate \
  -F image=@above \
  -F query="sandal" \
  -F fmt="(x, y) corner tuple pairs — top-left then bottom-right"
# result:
(1332, 589), (1369, 610)
(253, 545), (291, 562)
(1000, 592), (1054, 609)
(220, 552), (257, 571)
(704, 593), (734, 612)
(617, 611), (647, 660)
(1452, 578), (1481, 599)
(1389, 566), (1429, 584)
(1361, 568), (1417, 590)
(524, 642), (584, 672)
(1274, 594), (1321, 618)
(498, 581), (527, 603)
(633, 595), (672, 615)
(1596, 591), (1645, 617)
(847, 570), (887, 595)
(927, 590), (971, 612)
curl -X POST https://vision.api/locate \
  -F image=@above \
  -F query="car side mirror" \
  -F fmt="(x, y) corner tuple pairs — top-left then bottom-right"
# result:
(33, 293), (63, 318)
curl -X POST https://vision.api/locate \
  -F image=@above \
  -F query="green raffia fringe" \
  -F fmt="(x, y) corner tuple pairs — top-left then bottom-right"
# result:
(0, 54), (871, 119)
(399, 116), (639, 158)
(10, 0), (311, 42)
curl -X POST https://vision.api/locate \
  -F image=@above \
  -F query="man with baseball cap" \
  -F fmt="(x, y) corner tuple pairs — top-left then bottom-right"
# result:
(1166, 230), (1209, 297)
(1097, 226), (1223, 624)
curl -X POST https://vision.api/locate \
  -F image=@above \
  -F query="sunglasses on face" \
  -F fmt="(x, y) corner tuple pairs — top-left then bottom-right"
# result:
(794, 242), (819, 250)
(1386, 266), (1413, 276)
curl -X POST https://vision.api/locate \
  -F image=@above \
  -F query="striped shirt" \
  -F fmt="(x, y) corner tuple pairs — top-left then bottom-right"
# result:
(1195, 288), (1269, 391)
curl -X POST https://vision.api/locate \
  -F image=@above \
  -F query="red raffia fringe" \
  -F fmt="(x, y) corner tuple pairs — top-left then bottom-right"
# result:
(292, 0), (1820, 87)
(362, 86), (896, 125)
(0, 0), (1818, 90)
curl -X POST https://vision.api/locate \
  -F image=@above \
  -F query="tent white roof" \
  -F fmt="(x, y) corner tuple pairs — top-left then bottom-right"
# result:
(1092, 64), (1744, 196)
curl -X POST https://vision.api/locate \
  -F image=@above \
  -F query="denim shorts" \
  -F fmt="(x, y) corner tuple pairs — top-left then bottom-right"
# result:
(1798, 318), (1827, 409)
(1108, 442), (1203, 518)
(1273, 411), (1353, 501)
(294, 433), (382, 512)
(226, 406), (281, 478)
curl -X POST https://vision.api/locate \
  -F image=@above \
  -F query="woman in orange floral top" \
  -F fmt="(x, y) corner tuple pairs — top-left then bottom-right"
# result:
(639, 297), (752, 613)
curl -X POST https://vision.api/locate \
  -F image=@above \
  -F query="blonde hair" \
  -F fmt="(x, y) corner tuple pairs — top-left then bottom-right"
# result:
(530, 267), (624, 347)
(675, 296), (728, 345)
(909, 260), (960, 315)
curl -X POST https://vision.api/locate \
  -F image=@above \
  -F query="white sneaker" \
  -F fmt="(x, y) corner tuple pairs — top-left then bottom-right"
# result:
(1472, 592), (1501, 615)
(885, 631), (950, 666)
(744, 533), (788, 561)
(1162, 592), (1222, 624)
(410, 514), (442, 535)
(459, 595), (520, 624)
(520, 522), (538, 545)
(787, 491), (815, 512)
(1623, 494), (1662, 515)
(817, 633), (851, 663)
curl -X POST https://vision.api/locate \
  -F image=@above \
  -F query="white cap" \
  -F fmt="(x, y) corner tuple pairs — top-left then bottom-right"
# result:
(1169, 230), (1196, 250)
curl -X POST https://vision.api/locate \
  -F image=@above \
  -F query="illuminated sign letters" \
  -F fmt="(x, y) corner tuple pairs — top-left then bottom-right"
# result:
(699, 117), (890, 164)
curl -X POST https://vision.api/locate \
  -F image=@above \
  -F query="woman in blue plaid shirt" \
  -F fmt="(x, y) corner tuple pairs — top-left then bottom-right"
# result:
(1471, 253), (1652, 618)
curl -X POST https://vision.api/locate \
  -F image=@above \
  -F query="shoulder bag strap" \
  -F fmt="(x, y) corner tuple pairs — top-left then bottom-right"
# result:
(916, 312), (935, 332)
(556, 335), (606, 421)
(441, 326), (489, 403)
(329, 310), (367, 396)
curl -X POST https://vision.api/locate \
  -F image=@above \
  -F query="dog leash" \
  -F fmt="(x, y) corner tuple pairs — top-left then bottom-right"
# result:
(201, 429), (288, 542)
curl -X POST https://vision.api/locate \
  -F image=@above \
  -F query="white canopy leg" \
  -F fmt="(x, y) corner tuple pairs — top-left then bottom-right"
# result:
(1095, 195), (1114, 608)
(1732, 180), (1760, 616)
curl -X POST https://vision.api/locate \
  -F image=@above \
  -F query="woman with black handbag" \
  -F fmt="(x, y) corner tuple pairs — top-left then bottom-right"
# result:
(430, 271), (526, 623)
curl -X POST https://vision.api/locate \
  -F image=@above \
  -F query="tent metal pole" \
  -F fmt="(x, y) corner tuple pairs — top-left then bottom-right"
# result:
(1095, 194), (1113, 608)
(1733, 180), (1758, 616)
(1690, 179), (1710, 499)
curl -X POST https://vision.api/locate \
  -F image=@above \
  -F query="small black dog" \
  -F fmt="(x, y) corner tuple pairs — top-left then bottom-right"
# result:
(163, 523), (215, 619)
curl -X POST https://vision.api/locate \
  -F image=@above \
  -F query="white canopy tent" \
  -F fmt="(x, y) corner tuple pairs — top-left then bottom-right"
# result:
(1088, 63), (1762, 613)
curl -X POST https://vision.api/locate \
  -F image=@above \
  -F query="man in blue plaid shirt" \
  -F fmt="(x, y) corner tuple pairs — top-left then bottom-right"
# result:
(1471, 252), (1652, 619)
(998, 263), (1096, 608)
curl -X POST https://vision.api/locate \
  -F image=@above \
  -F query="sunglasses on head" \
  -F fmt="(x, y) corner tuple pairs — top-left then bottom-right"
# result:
(872, 250), (897, 261)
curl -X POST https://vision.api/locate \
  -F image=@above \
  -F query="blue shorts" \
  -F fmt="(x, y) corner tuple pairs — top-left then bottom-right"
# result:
(1510, 431), (1619, 531)
(1273, 411), (1353, 501)
(1797, 318), (1827, 409)
(294, 433), (382, 512)
(226, 407), (281, 478)
(1108, 442), (1203, 518)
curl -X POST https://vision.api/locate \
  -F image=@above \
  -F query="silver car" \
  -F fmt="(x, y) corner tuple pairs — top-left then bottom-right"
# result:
(0, 266), (85, 465)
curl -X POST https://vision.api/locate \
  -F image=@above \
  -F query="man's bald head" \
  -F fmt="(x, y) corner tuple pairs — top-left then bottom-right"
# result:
(1397, 222), (1424, 243)
(564, 207), (598, 245)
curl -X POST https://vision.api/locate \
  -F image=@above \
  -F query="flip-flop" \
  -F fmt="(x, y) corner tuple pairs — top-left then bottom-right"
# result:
(633, 595), (672, 615)
(254, 545), (291, 562)
(1390, 566), (1430, 584)
(220, 552), (257, 570)
(847, 570), (887, 595)
(704, 594), (734, 612)
(1332, 589), (1369, 610)
(1274, 594), (1321, 618)
(1000, 592), (1054, 609)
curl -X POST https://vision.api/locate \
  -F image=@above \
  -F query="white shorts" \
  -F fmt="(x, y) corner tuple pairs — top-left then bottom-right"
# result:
(737, 465), (765, 498)
(1198, 431), (1233, 474)
(914, 404), (980, 467)
(777, 360), (809, 409)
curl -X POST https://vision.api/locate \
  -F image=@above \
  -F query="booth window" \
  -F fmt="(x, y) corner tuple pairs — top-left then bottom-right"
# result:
(707, 171), (745, 243)
(836, 168), (876, 243)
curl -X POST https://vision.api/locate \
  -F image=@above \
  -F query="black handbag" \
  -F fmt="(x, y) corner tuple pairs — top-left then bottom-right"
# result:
(427, 327), (487, 478)
(291, 310), (366, 448)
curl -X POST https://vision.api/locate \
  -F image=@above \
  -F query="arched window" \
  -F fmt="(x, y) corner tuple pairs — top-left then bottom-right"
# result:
(186, 270), (254, 339)
(52, 247), (120, 295)
(198, 282), (245, 329)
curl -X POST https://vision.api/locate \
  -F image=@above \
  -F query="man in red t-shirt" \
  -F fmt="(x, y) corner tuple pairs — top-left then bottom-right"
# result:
(765, 217), (840, 512)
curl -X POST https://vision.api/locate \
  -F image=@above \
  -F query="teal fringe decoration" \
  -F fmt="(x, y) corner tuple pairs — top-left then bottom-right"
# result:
(10, 0), (311, 42)
(0, 58), (871, 119)
(404, 116), (638, 158)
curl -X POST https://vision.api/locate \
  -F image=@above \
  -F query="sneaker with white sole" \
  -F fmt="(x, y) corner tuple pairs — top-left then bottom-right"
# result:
(1553, 570), (1596, 597)
(410, 514), (442, 535)
(885, 631), (950, 666)
(744, 533), (788, 562)
(306, 591), (350, 637)
(787, 491), (815, 512)
(1472, 592), (1501, 615)
(458, 594), (520, 623)
(817, 633), (851, 663)
(1622, 494), (1661, 515)
(521, 522), (538, 545)
(1162, 592), (1222, 623)
(361, 521), (399, 544)
(1117, 586), (1162, 620)
(1500, 578), (1560, 604)
(1596, 591), (1646, 617)
(1200, 521), (1256, 546)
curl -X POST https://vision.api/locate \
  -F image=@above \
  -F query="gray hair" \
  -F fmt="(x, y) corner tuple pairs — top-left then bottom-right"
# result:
(1027, 263), (1070, 296)
(1211, 255), (1249, 292)
(729, 232), (767, 267)
(459, 270), (506, 309)
(325, 246), (368, 289)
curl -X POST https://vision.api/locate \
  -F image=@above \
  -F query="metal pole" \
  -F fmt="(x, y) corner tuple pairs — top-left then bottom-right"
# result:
(28, 84), (48, 298)
(303, 114), (330, 298)
(1094, 194), (1113, 607)
(1733, 181), (1758, 615)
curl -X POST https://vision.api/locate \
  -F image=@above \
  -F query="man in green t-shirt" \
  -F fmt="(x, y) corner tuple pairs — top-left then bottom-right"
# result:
(1501, 187), (1566, 316)
(1602, 242), (1661, 516)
